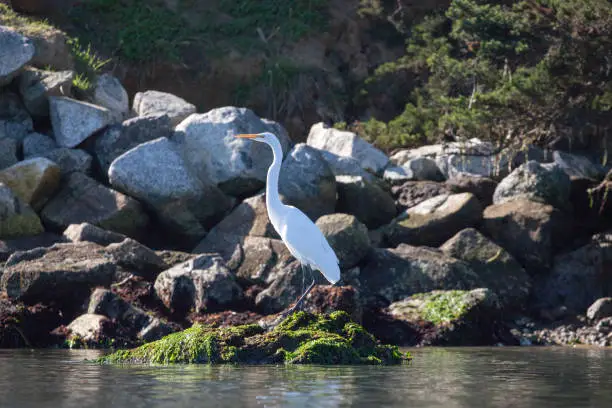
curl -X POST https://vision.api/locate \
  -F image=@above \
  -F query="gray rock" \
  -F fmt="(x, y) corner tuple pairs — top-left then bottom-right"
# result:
(447, 173), (498, 207)
(0, 26), (35, 86)
(1, 242), (115, 303)
(385, 192), (483, 247)
(534, 234), (612, 315)
(315, 213), (371, 269)
(493, 161), (571, 211)
(391, 180), (452, 211)
(388, 288), (501, 346)
(0, 232), (67, 262)
(105, 238), (167, 280)
(587, 297), (612, 322)
(17, 67), (73, 117)
(87, 288), (172, 342)
(384, 158), (444, 185)
(66, 314), (112, 343)
(41, 148), (93, 176)
(0, 137), (18, 170)
(0, 92), (33, 143)
(173, 106), (292, 197)
(336, 175), (397, 229)
(22, 132), (57, 157)
(108, 137), (231, 242)
(94, 114), (172, 174)
(390, 144), (443, 165)
(436, 153), (510, 181)
(553, 150), (605, 181)
(132, 90), (195, 126)
(154, 254), (243, 316)
(316, 149), (377, 181)
(49, 96), (112, 148)
(357, 244), (482, 303)
(483, 198), (569, 274)
(278, 144), (336, 221)
(0, 157), (61, 210)
(307, 122), (389, 174)
(93, 73), (129, 122)
(255, 260), (329, 314)
(440, 228), (531, 310)
(41, 172), (149, 239)
(192, 193), (278, 255)
(0, 183), (44, 239)
(63, 222), (127, 246)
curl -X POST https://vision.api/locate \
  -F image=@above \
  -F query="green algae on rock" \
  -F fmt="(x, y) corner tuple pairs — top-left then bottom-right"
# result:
(96, 311), (409, 365)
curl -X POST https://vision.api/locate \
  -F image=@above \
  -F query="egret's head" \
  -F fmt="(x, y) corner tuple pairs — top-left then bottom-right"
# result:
(235, 132), (275, 144)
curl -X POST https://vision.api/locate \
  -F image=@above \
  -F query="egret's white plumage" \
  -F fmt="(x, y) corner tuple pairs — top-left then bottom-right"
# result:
(236, 132), (340, 312)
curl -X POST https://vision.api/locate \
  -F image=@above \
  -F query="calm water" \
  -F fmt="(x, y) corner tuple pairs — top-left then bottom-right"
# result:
(0, 347), (611, 408)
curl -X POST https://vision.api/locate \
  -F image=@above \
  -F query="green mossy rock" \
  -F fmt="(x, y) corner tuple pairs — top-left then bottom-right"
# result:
(95, 311), (410, 365)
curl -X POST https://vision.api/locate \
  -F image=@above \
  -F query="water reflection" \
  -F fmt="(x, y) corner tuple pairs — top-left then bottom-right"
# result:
(0, 347), (611, 407)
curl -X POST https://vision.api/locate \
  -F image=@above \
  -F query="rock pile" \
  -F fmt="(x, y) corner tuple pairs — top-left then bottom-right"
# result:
(1, 24), (612, 350)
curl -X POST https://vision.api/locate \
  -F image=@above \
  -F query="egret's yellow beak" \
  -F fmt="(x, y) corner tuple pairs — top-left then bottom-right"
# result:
(235, 134), (259, 139)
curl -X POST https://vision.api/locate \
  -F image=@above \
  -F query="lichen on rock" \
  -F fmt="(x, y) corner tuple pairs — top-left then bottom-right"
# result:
(95, 311), (409, 365)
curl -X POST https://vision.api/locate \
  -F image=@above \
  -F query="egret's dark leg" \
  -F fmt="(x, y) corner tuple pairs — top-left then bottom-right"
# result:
(282, 264), (316, 317)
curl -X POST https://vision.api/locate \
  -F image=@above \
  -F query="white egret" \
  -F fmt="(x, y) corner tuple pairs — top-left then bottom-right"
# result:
(236, 132), (340, 315)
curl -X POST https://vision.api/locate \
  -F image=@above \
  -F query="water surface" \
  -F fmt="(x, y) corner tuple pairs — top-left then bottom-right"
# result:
(0, 347), (611, 407)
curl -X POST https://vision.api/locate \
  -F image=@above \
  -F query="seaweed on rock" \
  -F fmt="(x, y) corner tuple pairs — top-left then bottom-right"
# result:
(96, 311), (410, 365)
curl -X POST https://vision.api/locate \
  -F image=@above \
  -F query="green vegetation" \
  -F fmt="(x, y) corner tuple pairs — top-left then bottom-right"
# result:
(414, 291), (473, 325)
(68, 0), (328, 63)
(0, 3), (55, 36)
(351, 0), (612, 151)
(96, 311), (410, 365)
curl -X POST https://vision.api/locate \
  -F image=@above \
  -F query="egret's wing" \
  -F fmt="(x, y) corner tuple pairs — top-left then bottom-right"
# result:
(281, 207), (340, 284)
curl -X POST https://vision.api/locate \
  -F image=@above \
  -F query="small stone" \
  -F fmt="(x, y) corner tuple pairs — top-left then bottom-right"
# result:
(66, 313), (112, 343)
(0, 157), (61, 210)
(63, 222), (127, 246)
(94, 114), (172, 174)
(0, 26), (35, 86)
(0, 183), (44, 239)
(41, 172), (149, 238)
(587, 298), (612, 322)
(336, 175), (397, 229)
(93, 73), (129, 122)
(22, 132), (57, 157)
(278, 143), (337, 221)
(154, 254), (244, 316)
(307, 122), (389, 174)
(49, 96), (112, 148)
(132, 90), (195, 126)
(315, 213), (371, 269)
(105, 238), (167, 279)
(0, 137), (18, 170)
(18, 67), (73, 117)
(0, 91), (34, 143)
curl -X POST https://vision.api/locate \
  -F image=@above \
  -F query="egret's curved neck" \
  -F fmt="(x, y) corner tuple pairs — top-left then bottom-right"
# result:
(264, 137), (284, 216)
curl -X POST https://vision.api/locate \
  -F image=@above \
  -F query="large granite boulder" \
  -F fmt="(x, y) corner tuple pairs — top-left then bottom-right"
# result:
(49, 96), (112, 148)
(132, 90), (196, 126)
(336, 175), (396, 229)
(41, 172), (149, 239)
(0, 26), (34, 86)
(307, 122), (389, 174)
(154, 254), (244, 317)
(493, 161), (571, 211)
(94, 114), (172, 174)
(482, 198), (570, 274)
(108, 137), (232, 243)
(384, 193), (483, 247)
(440, 228), (531, 310)
(278, 143), (336, 221)
(315, 213), (371, 269)
(173, 106), (292, 197)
